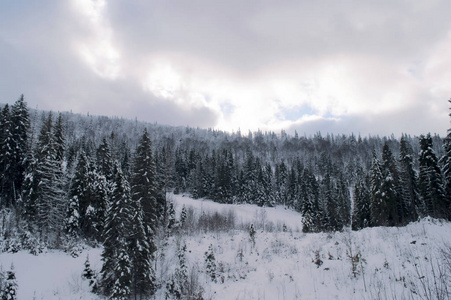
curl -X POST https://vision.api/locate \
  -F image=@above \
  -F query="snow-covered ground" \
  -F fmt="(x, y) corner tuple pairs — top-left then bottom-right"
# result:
(169, 193), (303, 232)
(2, 194), (451, 299)
(0, 248), (102, 300)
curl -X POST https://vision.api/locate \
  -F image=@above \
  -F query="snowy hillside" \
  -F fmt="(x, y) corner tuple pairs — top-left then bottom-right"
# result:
(1, 194), (451, 299)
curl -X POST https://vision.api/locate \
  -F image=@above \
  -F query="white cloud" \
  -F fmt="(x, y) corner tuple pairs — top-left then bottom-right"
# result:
(72, 0), (121, 80)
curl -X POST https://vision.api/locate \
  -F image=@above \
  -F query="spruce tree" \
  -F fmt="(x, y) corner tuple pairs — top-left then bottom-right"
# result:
(352, 174), (371, 230)
(381, 143), (400, 226)
(399, 135), (420, 221)
(101, 163), (134, 297)
(418, 134), (448, 219)
(205, 244), (217, 282)
(96, 138), (114, 182)
(110, 241), (132, 300)
(53, 113), (65, 162)
(370, 151), (385, 226)
(82, 255), (98, 291)
(10, 95), (30, 206)
(69, 152), (107, 241)
(0, 105), (14, 207)
(441, 99), (451, 219)
(2, 264), (18, 300)
(131, 129), (159, 238)
(167, 243), (189, 299)
(65, 195), (80, 238)
(129, 194), (156, 297)
(25, 112), (66, 243)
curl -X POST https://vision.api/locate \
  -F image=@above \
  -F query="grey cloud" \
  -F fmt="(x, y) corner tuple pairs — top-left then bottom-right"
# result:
(287, 100), (448, 137)
(107, 0), (451, 72)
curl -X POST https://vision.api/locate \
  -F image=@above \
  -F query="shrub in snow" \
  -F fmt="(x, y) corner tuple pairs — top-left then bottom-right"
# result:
(313, 250), (323, 268)
(249, 224), (256, 248)
(82, 255), (98, 292)
(20, 231), (44, 255)
(204, 244), (217, 283)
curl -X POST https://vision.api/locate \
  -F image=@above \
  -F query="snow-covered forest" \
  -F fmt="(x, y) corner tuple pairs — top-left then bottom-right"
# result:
(0, 95), (451, 299)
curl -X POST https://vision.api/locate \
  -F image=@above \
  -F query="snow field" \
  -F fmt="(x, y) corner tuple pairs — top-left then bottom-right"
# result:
(0, 248), (102, 300)
(1, 194), (451, 300)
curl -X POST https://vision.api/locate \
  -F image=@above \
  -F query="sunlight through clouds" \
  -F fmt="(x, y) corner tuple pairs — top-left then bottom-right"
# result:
(4, 0), (446, 135)
(72, 0), (121, 80)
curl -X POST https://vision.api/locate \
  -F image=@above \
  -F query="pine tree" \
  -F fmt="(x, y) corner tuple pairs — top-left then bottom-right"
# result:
(370, 151), (385, 226)
(180, 205), (187, 229)
(418, 134), (448, 219)
(53, 113), (65, 162)
(0, 104), (14, 207)
(441, 99), (451, 220)
(69, 152), (106, 241)
(131, 129), (159, 238)
(82, 255), (98, 291)
(129, 130), (158, 297)
(101, 163), (134, 296)
(302, 167), (322, 232)
(65, 195), (80, 238)
(399, 135), (420, 221)
(96, 138), (114, 182)
(352, 174), (371, 230)
(25, 112), (66, 243)
(166, 243), (189, 299)
(129, 193), (156, 297)
(10, 95), (30, 206)
(381, 143), (400, 226)
(167, 202), (177, 234)
(205, 244), (217, 282)
(322, 172), (338, 231)
(3, 264), (18, 300)
(110, 241), (132, 300)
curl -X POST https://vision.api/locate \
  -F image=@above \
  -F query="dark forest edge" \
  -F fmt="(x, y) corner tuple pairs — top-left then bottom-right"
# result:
(0, 95), (450, 299)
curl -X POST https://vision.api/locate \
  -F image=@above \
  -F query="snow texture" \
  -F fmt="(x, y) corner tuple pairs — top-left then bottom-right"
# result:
(1, 194), (451, 299)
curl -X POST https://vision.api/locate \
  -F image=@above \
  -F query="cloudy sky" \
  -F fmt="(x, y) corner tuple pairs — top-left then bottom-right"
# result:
(1, 0), (450, 136)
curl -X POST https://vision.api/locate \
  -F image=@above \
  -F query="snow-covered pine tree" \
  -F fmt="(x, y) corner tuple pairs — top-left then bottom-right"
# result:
(381, 143), (400, 226)
(110, 240), (132, 300)
(101, 163), (134, 297)
(166, 243), (189, 299)
(242, 149), (258, 204)
(418, 134), (448, 219)
(3, 264), (18, 300)
(82, 254), (98, 291)
(0, 104), (14, 207)
(167, 201), (177, 234)
(10, 95), (30, 207)
(204, 244), (217, 282)
(336, 174), (351, 228)
(302, 167), (322, 232)
(275, 161), (288, 206)
(180, 205), (187, 229)
(129, 192), (156, 297)
(352, 173), (371, 230)
(131, 129), (159, 239)
(441, 99), (451, 220)
(96, 137), (114, 182)
(53, 113), (65, 162)
(321, 172), (338, 231)
(399, 135), (420, 221)
(65, 195), (80, 238)
(29, 112), (67, 243)
(370, 151), (385, 226)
